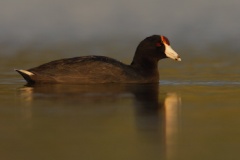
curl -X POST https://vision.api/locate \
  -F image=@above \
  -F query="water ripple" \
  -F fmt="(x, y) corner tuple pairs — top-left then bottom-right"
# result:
(160, 80), (240, 86)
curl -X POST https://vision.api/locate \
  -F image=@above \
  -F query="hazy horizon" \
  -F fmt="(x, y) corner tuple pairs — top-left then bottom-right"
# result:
(0, 0), (240, 52)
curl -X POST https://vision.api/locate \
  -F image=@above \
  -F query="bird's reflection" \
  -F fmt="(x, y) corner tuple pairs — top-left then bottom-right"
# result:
(18, 83), (181, 159)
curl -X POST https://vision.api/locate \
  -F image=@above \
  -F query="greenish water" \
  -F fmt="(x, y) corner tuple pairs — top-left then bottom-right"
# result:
(1, 50), (240, 160)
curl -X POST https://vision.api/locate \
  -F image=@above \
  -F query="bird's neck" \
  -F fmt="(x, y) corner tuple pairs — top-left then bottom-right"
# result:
(130, 49), (159, 70)
(131, 57), (158, 70)
(130, 55), (159, 81)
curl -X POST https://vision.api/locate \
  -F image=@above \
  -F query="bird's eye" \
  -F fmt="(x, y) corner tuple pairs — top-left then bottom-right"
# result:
(156, 42), (162, 47)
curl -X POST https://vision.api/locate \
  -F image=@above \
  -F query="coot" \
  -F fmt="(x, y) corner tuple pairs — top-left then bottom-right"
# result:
(16, 35), (181, 84)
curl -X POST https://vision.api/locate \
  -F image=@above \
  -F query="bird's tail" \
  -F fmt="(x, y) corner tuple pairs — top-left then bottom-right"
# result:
(15, 69), (35, 83)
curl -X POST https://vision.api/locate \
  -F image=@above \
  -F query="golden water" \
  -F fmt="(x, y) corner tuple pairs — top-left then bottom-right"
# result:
(0, 48), (240, 160)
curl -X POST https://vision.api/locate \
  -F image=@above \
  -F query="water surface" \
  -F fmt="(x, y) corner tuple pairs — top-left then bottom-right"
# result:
(0, 50), (240, 160)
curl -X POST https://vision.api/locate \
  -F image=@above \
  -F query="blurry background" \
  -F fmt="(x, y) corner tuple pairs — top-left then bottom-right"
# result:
(0, 0), (240, 79)
(0, 0), (239, 54)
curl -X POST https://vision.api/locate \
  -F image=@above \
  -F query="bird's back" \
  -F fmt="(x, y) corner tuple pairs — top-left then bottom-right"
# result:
(26, 56), (142, 84)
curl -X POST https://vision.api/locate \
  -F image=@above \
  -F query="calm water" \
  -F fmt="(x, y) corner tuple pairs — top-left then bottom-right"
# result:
(1, 49), (240, 160)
